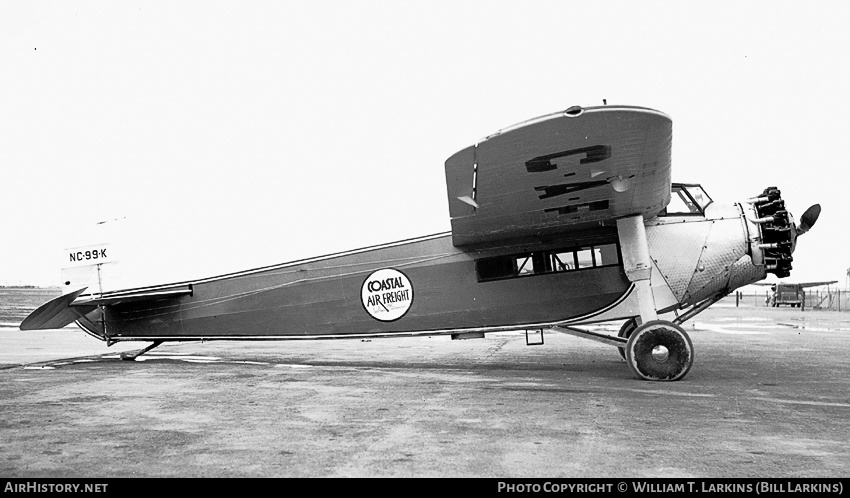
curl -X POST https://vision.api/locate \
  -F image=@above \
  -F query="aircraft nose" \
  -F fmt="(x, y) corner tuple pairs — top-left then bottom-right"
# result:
(748, 187), (794, 277)
(747, 188), (822, 277)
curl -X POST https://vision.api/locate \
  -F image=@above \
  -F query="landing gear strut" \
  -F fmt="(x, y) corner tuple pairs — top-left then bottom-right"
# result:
(614, 215), (695, 381)
(624, 320), (693, 381)
(617, 317), (638, 360)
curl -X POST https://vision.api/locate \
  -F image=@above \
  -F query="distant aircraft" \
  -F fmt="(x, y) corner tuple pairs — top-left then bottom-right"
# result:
(754, 280), (837, 308)
(21, 105), (821, 381)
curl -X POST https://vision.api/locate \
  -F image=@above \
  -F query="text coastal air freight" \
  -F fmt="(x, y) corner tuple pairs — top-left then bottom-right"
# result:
(366, 276), (406, 293)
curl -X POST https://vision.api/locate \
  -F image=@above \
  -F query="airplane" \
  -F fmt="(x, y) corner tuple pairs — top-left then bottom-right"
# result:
(753, 280), (837, 308)
(20, 105), (822, 381)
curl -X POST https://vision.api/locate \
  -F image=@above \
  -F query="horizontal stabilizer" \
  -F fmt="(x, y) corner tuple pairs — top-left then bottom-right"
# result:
(20, 285), (194, 331)
(19, 288), (97, 331)
(74, 285), (193, 306)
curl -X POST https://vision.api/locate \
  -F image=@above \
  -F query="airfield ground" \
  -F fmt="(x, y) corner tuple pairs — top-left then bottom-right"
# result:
(1, 298), (848, 478)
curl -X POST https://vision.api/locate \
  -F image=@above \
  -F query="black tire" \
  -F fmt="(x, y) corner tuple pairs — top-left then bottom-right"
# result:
(617, 317), (638, 360)
(625, 320), (694, 381)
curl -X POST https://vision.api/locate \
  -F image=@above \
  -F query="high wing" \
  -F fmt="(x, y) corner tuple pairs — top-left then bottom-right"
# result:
(19, 284), (193, 331)
(445, 105), (672, 247)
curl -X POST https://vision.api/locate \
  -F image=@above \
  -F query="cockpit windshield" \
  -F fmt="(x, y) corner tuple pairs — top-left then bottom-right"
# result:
(662, 183), (713, 216)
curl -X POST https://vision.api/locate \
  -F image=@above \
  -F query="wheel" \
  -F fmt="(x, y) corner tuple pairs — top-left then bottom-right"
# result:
(624, 320), (694, 381)
(617, 317), (638, 360)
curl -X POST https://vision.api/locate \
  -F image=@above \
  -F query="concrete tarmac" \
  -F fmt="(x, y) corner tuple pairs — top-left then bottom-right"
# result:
(1, 305), (849, 478)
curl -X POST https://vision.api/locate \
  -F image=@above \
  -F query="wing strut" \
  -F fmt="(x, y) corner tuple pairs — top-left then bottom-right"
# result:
(616, 215), (658, 324)
(673, 291), (730, 326)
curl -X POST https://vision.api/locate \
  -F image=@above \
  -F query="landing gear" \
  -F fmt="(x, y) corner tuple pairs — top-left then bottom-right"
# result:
(614, 215), (697, 380)
(617, 317), (638, 360)
(624, 320), (693, 381)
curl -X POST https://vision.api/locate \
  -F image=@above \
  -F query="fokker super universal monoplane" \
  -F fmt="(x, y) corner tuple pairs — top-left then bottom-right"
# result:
(21, 105), (821, 381)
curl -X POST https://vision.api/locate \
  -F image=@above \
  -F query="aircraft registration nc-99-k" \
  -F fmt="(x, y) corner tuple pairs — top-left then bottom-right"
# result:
(21, 105), (821, 381)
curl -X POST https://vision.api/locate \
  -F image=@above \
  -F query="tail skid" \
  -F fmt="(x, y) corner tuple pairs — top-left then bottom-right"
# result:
(119, 341), (164, 360)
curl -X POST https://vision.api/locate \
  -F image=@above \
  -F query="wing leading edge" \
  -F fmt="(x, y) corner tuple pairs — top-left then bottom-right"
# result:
(445, 106), (672, 247)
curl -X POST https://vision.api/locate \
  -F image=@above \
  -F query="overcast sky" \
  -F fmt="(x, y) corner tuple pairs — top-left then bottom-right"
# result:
(2, 0), (849, 289)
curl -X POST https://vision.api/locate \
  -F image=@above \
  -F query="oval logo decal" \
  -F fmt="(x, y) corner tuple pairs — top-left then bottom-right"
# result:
(361, 268), (414, 322)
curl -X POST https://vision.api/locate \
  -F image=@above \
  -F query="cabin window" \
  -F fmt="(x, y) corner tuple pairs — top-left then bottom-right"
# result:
(476, 243), (620, 282)
(550, 251), (575, 272)
(476, 256), (516, 280)
(598, 243), (619, 266)
(576, 248), (594, 269)
(516, 255), (534, 275)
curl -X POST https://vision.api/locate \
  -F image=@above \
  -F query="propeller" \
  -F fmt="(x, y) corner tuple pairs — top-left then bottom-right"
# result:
(797, 204), (821, 236)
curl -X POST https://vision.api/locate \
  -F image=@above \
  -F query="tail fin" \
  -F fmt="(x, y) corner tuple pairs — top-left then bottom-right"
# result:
(61, 242), (118, 294)
(59, 219), (123, 295)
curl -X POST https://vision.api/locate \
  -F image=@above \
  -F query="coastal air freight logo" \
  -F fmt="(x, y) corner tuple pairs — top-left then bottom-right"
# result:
(361, 268), (414, 322)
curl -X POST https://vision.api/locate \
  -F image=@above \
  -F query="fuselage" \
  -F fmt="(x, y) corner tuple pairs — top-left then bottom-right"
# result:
(83, 229), (631, 341)
(75, 185), (771, 343)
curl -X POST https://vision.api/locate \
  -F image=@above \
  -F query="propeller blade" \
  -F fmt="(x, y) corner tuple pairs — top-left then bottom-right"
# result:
(798, 204), (821, 234)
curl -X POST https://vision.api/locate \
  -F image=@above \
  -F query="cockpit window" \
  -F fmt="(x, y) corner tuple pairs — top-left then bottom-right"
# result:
(667, 189), (701, 214)
(661, 184), (713, 216)
(684, 185), (712, 210)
